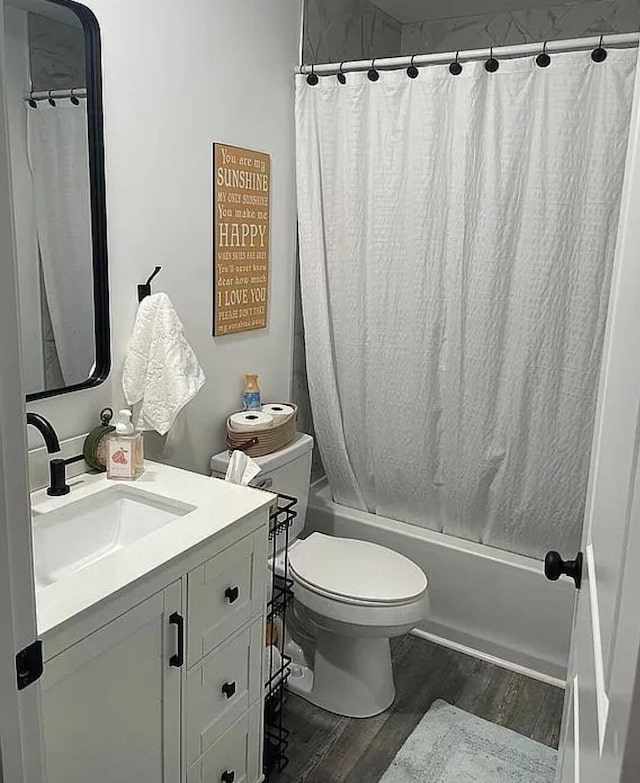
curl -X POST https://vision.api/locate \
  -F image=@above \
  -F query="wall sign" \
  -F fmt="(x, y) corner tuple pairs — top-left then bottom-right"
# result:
(213, 143), (270, 336)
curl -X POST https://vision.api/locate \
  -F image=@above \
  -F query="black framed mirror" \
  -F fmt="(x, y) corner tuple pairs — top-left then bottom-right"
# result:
(4, 0), (109, 400)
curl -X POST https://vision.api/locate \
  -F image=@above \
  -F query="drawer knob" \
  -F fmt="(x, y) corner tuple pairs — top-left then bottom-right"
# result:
(225, 585), (239, 604)
(221, 771), (235, 783)
(221, 681), (236, 699)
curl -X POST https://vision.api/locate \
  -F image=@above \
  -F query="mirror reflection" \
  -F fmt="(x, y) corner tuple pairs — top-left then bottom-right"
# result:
(5, 0), (96, 396)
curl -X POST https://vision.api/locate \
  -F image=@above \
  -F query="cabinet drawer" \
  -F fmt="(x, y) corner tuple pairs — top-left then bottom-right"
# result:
(187, 704), (262, 783)
(188, 535), (262, 666)
(187, 619), (263, 766)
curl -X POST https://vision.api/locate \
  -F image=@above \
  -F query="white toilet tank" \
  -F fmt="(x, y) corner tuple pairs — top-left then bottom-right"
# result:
(210, 433), (314, 548)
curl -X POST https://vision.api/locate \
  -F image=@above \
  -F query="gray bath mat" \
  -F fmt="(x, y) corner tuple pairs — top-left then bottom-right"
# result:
(379, 700), (557, 783)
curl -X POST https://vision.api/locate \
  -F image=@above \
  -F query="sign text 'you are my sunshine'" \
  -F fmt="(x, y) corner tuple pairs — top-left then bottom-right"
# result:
(213, 143), (271, 336)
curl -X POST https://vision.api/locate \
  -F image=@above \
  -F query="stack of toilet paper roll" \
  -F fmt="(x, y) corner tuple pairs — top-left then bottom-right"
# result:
(226, 403), (297, 457)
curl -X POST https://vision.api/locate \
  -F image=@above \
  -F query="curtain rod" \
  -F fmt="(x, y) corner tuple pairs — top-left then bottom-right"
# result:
(298, 32), (640, 75)
(23, 88), (86, 103)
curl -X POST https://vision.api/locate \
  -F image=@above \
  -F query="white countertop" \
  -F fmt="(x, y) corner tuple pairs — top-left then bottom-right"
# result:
(31, 461), (273, 637)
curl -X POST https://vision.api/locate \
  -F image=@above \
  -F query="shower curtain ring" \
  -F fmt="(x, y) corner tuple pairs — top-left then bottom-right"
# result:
(28, 91), (37, 108)
(337, 62), (347, 84)
(47, 89), (56, 106)
(449, 51), (463, 76)
(307, 63), (319, 86)
(592, 34), (607, 62)
(536, 41), (551, 68)
(69, 87), (80, 105)
(485, 46), (499, 72)
(407, 55), (419, 79)
(368, 58), (380, 81)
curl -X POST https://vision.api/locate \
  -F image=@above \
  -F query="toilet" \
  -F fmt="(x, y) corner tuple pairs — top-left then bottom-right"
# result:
(210, 433), (429, 719)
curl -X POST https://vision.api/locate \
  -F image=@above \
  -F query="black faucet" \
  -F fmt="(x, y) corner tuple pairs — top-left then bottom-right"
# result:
(26, 413), (83, 496)
(26, 412), (60, 454)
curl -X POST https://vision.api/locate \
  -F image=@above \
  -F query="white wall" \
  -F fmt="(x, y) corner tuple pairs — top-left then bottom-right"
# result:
(26, 0), (302, 475)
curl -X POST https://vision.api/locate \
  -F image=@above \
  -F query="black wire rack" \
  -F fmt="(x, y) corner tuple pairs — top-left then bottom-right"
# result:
(263, 493), (297, 780)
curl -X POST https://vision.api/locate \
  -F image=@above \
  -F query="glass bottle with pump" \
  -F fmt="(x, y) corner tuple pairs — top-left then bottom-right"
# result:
(106, 409), (144, 480)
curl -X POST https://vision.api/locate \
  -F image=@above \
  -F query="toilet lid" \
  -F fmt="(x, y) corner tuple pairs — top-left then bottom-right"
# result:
(288, 533), (428, 605)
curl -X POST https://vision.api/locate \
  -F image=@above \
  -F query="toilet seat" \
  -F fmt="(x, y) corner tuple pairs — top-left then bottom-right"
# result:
(289, 533), (428, 607)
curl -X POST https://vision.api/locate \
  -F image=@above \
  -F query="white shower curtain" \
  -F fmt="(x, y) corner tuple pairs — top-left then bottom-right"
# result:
(28, 100), (95, 386)
(296, 49), (637, 559)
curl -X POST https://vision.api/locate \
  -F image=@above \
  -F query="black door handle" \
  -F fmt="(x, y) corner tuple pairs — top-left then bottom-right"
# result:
(225, 586), (239, 604)
(169, 612), (184, 667)
(222, 681), (236, 699)
(544, 551), (583, 589)
(221, 771), (235, 783)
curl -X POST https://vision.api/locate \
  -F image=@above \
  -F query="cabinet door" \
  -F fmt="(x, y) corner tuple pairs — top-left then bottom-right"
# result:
(40, 581), (182, 783)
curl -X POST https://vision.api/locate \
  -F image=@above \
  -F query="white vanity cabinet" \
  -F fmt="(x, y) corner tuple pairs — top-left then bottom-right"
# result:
(41, 581), (182, 783)
(39, 515), (268, 783)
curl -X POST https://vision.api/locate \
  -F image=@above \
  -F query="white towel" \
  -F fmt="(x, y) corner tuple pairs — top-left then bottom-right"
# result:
(122, 293), (205, 435)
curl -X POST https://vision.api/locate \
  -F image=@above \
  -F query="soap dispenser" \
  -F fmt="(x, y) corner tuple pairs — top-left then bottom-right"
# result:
(106, 409), (144, 480)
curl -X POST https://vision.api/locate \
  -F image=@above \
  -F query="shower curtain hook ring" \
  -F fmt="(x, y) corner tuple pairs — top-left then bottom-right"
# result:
(28, 91), (37, 109)
(307, 63), (319, 86)
(337, 62), (347, 84)
(485, 46), (499, 73)
(368, 58), (380, 81)
(536, 40), (551, 68)
(69, 87), (80, 105)
(407, 55), (419, 79)
(592, 34), (607, 63)
(449, 50), (463, 76)
(47, 89), (56, 106)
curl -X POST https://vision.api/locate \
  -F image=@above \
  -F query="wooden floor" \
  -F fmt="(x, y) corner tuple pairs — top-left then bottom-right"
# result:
(272, 635), (564, 783)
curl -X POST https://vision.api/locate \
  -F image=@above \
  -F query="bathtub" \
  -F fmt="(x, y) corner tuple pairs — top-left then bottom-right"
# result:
(306, 478), (574, 686)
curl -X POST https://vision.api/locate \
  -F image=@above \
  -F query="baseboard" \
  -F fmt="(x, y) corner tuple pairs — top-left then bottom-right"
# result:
(410, 628), (567, 690)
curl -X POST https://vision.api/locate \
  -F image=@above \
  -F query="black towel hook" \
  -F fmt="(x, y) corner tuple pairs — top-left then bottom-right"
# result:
(485, 47), (499, 72)
(592, 35), (607, 63)
(536, 41), (551, 68)
(138, 266), (162, 302)
(337, 62), (347, 84)
(307, 63), (319, 86)
(449, 51), (463, 76)
(407, 55), (419, 79)
(368, 59), (380, 81)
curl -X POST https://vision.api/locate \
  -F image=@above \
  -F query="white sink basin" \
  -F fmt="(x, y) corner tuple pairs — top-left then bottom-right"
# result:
(32, 486), (196, 588)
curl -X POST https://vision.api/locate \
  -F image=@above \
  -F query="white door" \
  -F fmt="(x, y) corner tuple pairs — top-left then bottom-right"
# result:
(40, 581), (183, 783)
(0, 1), (45, 781)
(554, 54), (640, 783)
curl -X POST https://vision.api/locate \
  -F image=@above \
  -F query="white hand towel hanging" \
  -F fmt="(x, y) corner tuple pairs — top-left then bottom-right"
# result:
(122, 292), (205, 435)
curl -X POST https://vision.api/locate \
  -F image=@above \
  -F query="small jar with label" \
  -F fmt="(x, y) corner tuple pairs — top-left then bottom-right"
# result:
(243, 373), (261, 410)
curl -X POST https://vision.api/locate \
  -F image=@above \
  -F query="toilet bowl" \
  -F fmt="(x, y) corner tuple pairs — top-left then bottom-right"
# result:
(287, 533), (429, 717)
(210, 433), (430, 719)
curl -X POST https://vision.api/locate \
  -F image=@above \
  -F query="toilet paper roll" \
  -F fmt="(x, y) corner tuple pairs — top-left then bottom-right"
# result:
(261, 403), (295, 424)
(229, 411), (274, 432)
